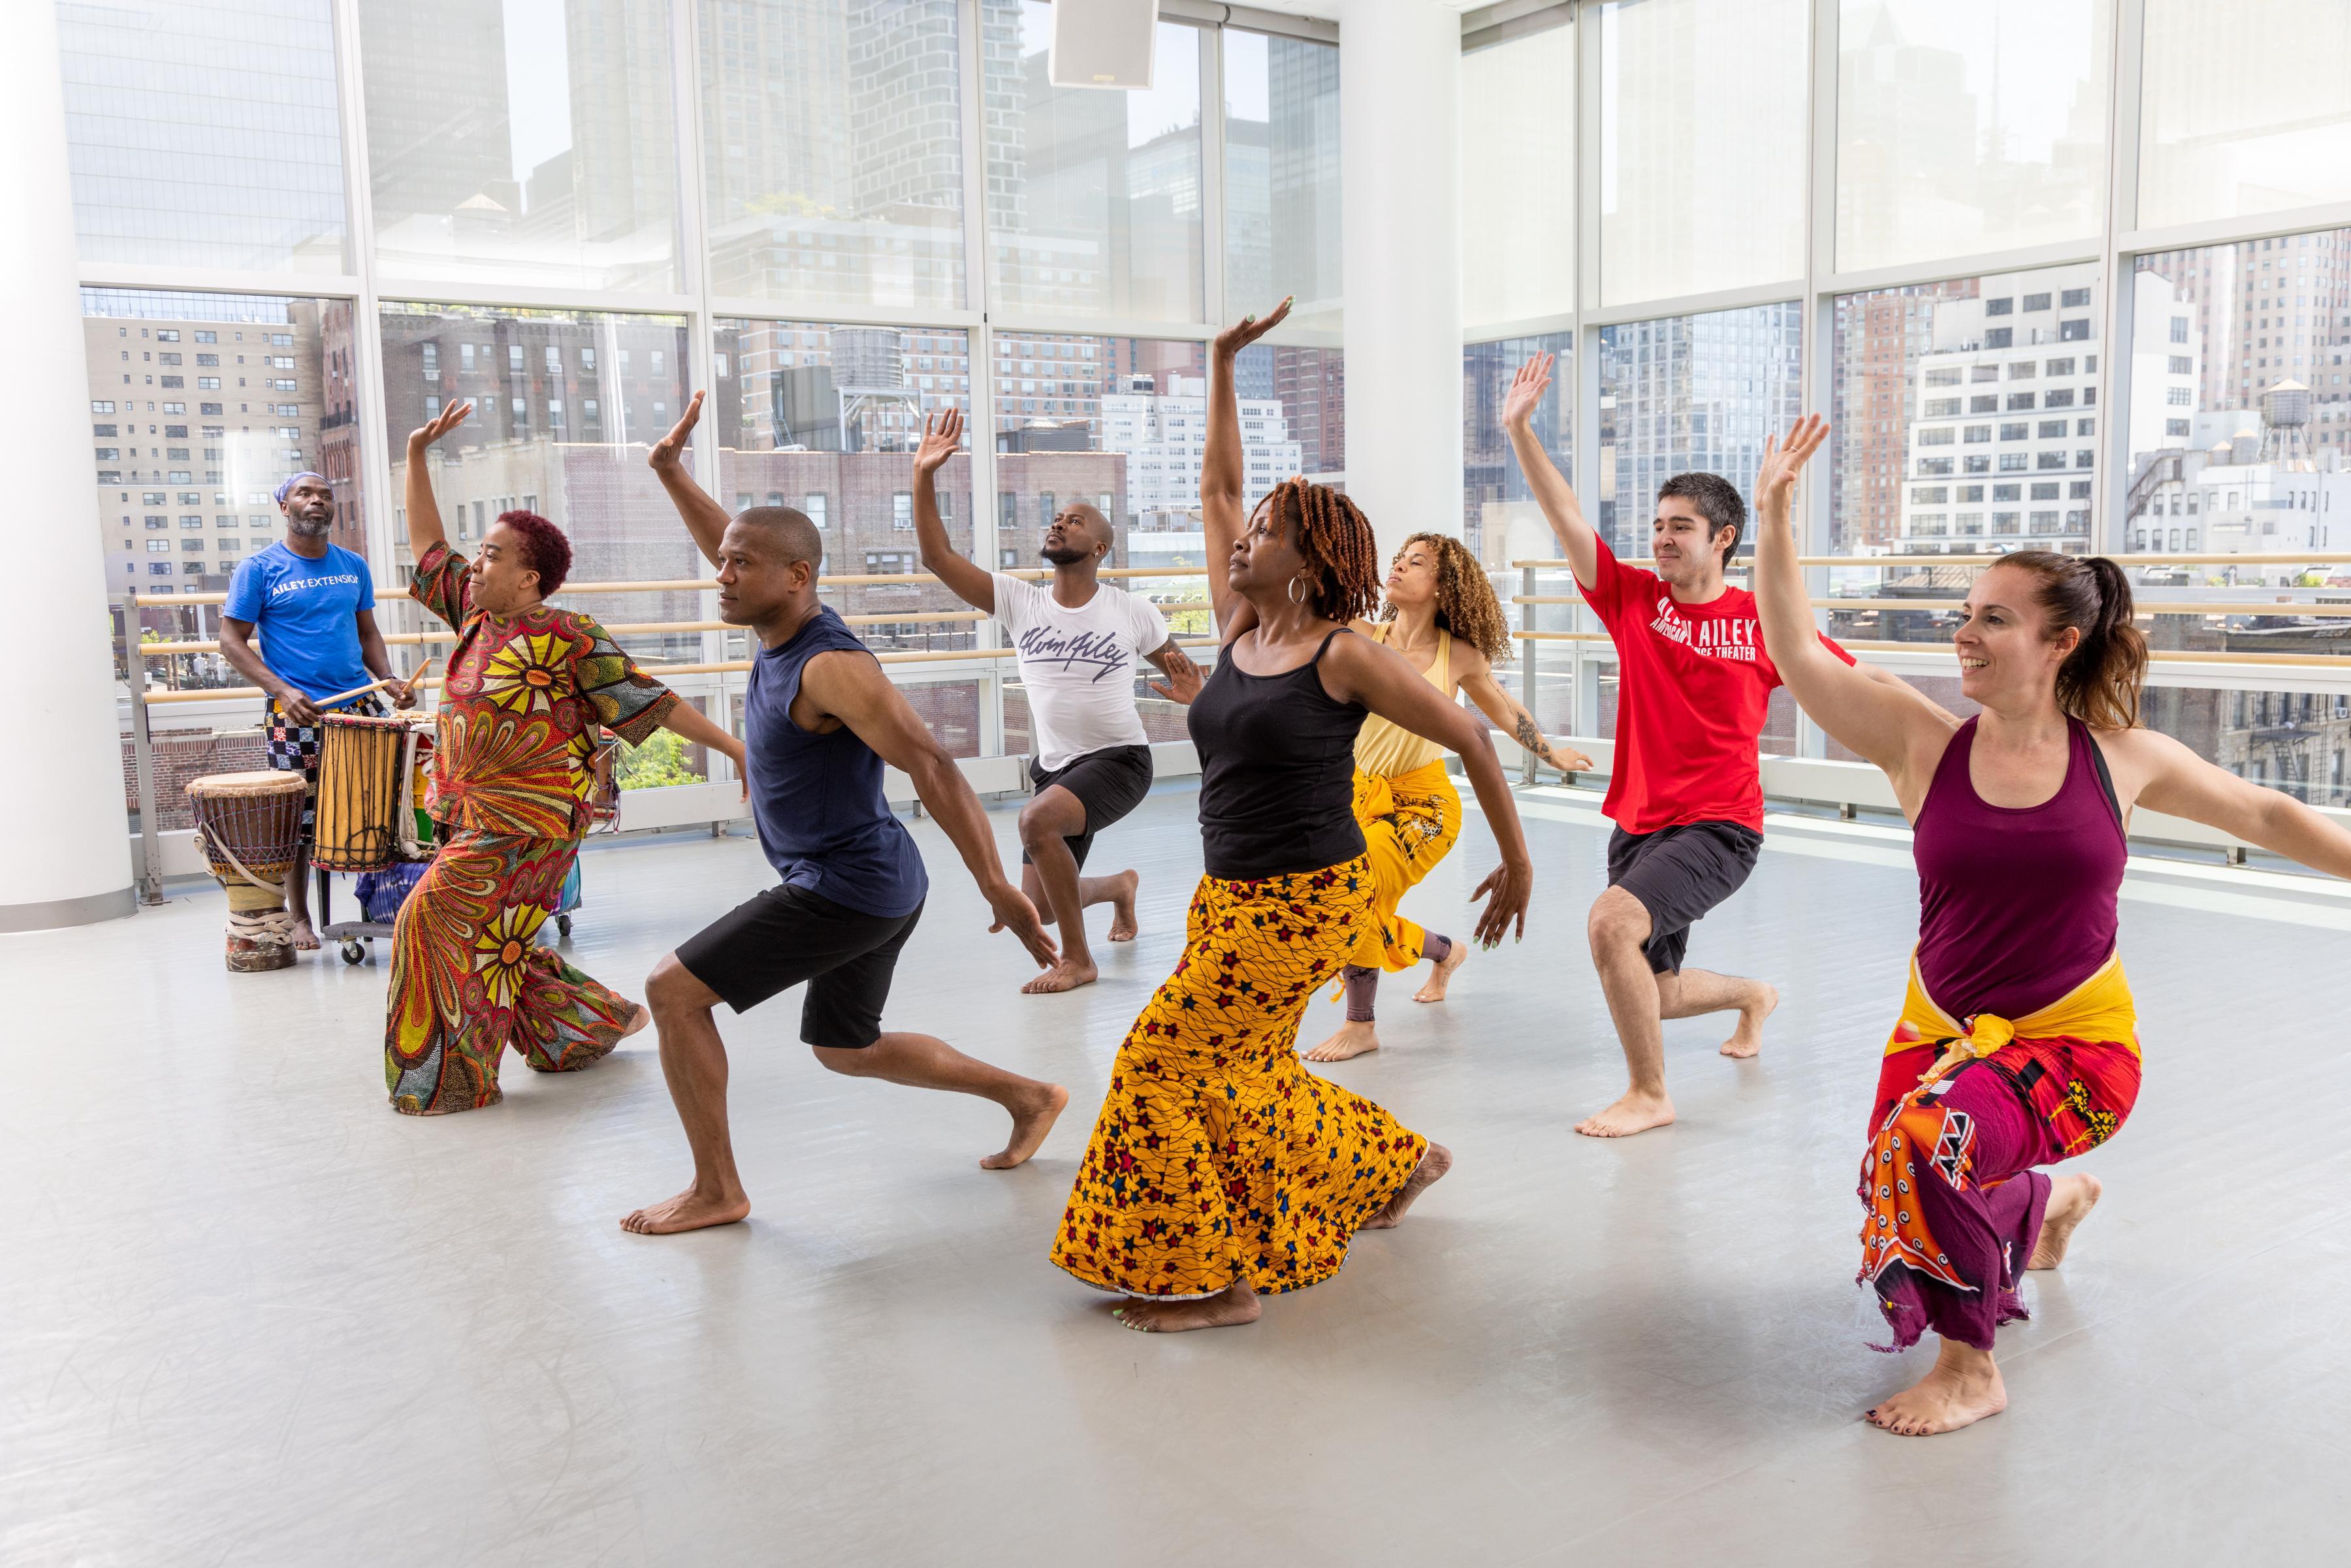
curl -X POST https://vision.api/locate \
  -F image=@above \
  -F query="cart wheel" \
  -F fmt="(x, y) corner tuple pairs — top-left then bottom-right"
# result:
(556, 914), (573, 938)
(341, 940), (366, 966)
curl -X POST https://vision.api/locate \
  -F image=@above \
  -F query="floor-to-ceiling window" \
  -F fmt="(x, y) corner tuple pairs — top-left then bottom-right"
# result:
(68, 0), (1343, 811)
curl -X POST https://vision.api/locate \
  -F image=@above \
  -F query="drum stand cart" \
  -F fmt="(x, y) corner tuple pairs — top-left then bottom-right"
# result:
(317, 868), (394, 967)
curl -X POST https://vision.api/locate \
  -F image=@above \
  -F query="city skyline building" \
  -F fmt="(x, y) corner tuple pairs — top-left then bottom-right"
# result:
(82, 290), (344, 598)
(1830, 278), (1980, 553)
(1100, 372), (1301, 522)
(1895, 264), (2148, 556)
(1596, 304), (1802, 556)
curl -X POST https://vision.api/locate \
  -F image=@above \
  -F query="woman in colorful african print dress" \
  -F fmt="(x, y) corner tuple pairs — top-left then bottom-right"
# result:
(387, 401), (745, 1115)
(1051, 300), (1537, 1333)
(1305, 533), (1592, 1063)
(1752, 414), (2351, 1434)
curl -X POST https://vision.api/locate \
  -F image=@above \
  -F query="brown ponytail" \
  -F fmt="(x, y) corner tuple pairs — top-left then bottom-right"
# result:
(2003, 550), (2147, 729)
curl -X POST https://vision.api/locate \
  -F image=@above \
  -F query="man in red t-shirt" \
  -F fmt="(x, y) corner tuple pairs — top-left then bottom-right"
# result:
(1504, 353), (1897, 1137)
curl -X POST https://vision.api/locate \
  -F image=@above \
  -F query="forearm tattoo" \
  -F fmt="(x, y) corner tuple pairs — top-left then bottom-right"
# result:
(1513, 711), (1565, 767)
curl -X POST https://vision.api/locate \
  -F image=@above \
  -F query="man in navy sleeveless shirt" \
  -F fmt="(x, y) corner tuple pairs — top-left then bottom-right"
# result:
(622, 395), (1068, 1236)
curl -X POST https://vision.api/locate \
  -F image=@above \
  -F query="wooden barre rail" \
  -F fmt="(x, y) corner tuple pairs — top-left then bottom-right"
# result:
(129, 552), (2351, 609)
(1516, 630), (2351, 668)
(134, 628), (2351, 701)
(132, 601), (1221, 658)
(1512, 594), (2351, 619)
(1512, 552), (2351, 570)
(133, 638), (1224, 705)
(128, 564), (1223, 609)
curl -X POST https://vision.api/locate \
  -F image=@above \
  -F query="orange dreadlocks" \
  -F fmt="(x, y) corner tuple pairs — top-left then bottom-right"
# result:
(1379, 532), (1512, 665)
(1257, 477), (1381, 624)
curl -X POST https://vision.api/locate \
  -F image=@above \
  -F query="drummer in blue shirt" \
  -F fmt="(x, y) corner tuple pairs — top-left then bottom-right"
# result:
(219, 472), (415, 952)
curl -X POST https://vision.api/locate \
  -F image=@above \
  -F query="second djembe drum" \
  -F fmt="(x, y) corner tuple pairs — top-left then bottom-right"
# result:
(185, 771), (308, 972)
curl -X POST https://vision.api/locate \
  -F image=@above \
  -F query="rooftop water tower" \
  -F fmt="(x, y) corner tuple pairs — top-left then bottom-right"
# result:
(2260, 379), (2315, 470)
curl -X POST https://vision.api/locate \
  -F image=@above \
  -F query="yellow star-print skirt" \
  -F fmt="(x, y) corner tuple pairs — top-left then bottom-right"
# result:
(384, 827), (635, 1115)
(1053, 856), (1430, 1300)
(1346, 759), (1462, 974)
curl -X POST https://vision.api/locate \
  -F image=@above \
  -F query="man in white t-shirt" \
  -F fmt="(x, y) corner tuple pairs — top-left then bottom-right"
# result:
(912, 407), (1202, 993)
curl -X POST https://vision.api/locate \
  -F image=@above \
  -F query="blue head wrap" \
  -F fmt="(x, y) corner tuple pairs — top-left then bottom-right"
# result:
(275, 471), (329, 505)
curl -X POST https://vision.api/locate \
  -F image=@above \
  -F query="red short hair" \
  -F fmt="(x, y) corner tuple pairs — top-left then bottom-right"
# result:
(497, 509), (571, 596)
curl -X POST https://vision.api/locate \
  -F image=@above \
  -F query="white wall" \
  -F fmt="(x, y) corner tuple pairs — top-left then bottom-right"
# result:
(0, 0), (135, 928)
(1339, 0), (1463, 560)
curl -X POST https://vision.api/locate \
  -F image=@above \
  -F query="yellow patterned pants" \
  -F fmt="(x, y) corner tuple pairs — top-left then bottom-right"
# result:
(1348, 761), (1462, 973)
(1052, 857), (1430, 1300)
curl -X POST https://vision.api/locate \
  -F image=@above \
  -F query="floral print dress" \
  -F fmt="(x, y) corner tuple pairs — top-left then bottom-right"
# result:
(383, 542), (677, 1115)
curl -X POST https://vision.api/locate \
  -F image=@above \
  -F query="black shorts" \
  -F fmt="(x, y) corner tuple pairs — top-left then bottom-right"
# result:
(674, 884), (923, 1049)
(1607, 820), (1764, 975)
(1022, 744), (1153, 871)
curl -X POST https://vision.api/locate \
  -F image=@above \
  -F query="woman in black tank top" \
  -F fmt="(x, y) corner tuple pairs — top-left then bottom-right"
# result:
(1050, 300), (1536, 1334)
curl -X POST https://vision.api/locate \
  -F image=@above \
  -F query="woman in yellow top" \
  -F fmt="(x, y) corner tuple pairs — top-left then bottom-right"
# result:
(1305, 534), (1592, 1063)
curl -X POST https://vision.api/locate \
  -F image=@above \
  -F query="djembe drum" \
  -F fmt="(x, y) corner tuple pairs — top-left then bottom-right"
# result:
(185, 771), (308, 972)
(313, 711), (415, 873)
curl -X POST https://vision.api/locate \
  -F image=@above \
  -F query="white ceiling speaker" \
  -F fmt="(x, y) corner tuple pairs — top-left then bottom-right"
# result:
(1048, 0), (1161, 91)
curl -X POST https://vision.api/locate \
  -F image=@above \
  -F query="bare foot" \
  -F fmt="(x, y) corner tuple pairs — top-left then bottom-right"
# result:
(1413, 940), (1468, 1003)
(620, 1003), (651, 1040)
(1865, 1340), (2007, 1436)
(1719, 982), (1778, 1058)
(1106, 870), (1140, 942)
(1021, 959), (1099, 995)
(620, 1185), (750, 1234)
(289, 916), (320, 952)
(981, 1081), (1069, 1170)
(1112, 1279), (1261, 1333)
(2028, 1173), (2103, 1270)
(1304, 1019), (1379, 1062)
(1360, 1142), (1452, 1230)
(1575, 1089), (1676, 1138)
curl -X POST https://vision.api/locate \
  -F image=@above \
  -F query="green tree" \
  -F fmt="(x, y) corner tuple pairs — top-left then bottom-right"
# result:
(615, 729), (700, 791)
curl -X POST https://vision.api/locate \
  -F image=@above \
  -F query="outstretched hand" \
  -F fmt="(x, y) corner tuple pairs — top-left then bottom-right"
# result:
(1502, 353), (1554, 432)
(1147, 643), (1205, 705)
(1213, 296), (1292, 359)
(987, 882), (1061, 970)
(408, 399), (472, 453)
(1469, 861), (1531, 949)
(649, 389), (704, 472)
(1756, 413), (1829, 522)
(914, 406), (964, 476)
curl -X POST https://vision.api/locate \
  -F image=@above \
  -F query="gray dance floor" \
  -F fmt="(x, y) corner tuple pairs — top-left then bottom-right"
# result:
(6, 783), (2345, 1565)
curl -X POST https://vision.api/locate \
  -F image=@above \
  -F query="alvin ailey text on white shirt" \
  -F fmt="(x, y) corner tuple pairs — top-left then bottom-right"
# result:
(1646, 594), (1761, 663)
(1015, 623), (1136, 681)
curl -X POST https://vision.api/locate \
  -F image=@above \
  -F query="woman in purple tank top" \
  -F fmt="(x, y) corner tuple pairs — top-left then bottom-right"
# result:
(1752, 415), (2351, 1437)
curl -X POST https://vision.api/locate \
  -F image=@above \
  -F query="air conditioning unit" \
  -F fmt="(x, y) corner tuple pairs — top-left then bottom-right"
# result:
(1049, 0), (1159, 90)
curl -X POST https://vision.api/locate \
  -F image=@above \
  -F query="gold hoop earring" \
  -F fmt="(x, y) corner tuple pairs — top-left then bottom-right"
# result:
(1288, 576), (1308, 605)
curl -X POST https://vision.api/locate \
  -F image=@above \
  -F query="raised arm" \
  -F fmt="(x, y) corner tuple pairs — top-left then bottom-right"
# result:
(1500, 354), (1601, 592)
(1322, 635), (1534, 946)
(908, 406), (995, 612)
(1456, 652), (1593, 773)
(1753, 415), (1949, 799)
(646, 391), (731, 569)
(799, 650), (1058, 969)
(402, 399), (471, 562)
(2121, 729), (2351, 879)
(1203, 298), (1292, 641)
